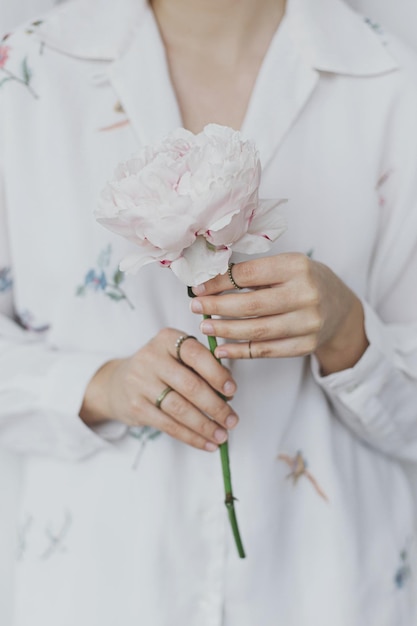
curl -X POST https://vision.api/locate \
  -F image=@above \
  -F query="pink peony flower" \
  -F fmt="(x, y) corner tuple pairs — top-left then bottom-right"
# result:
(96, 124), (286, 286)
(0, 45), (10, 69)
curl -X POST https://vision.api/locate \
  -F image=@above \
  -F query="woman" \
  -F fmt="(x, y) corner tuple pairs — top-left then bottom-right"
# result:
(1, 0), (417, 624)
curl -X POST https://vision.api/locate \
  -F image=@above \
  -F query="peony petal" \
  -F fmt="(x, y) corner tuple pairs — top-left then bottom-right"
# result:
(247, 199), (287, 237)
(170, 236), (231, 286)
(119, 252), (159, 274)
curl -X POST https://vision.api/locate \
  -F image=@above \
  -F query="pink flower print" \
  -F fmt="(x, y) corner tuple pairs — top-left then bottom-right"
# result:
(0, 45), (10, 68)
(376, 169), (394, 208)
(278, 451), (329, 502)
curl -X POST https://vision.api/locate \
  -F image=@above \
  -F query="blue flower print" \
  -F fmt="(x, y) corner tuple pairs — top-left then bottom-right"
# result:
(129, 426), (162, 470)
(84, 268), (107, 291)
(76, 244), (134, 309)
(394, 548), (412, 589)
(0, 266), (12, 292)
(17, 309), (50, 333)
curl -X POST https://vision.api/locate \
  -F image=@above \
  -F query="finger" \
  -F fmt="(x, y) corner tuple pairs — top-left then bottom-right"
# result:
(137, 398), (222, 452)
(214, 334), (319, 360)
(192, 253), (310, 296)
(162, 358), (239, 430)
(154, 387), (230, 445)
(168, 331), (237, 398)
(190, 283), (317, 318)
(199, 309), (322, 342)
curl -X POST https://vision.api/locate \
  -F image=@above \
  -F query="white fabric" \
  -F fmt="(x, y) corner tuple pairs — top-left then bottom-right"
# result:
(1, 0), (417, 624)
(0, 0), (58, 33)
(0, 5), (65, 626)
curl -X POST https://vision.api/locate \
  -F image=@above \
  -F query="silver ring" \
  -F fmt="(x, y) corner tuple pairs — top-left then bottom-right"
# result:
(155, 386), (173, 409)
(175, 335), (197, 364)
(227, 263), (243, 290)
(248, 340), (253, 359)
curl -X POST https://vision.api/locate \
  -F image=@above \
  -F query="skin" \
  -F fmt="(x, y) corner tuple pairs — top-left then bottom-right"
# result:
(80, 328), (238, 452)
(191, 254), (369, 375)
(80, 0), (369, 448)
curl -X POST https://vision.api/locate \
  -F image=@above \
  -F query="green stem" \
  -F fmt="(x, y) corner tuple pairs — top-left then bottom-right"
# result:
(0, 68), (39, 99)
(203, 313), (246, 559)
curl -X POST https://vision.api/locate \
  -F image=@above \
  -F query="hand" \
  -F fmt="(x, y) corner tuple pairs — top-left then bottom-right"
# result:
(191, 253), (369, 375)
(80, 328), (239, 451)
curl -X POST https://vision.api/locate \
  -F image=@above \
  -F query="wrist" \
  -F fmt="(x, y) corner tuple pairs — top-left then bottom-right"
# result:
(315, 297), (369, 376)
(79, 359), (122, 427)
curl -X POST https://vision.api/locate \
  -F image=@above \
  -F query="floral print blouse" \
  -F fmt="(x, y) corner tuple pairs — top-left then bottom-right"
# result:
(1, 0), (417, 625)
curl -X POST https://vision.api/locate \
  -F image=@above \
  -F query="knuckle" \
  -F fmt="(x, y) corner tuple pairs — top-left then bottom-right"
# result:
(205, 296), (220, 315)
(239, 262), (256, 286)
(200, 418), (217, 438)
(189, 435), (209, 451)
(181, 373), (202, 398)
(246, 295), (262, 316)
(166, 393), (186, 418)
(256, 343), (274, 358)
(180, 337), (200, 361)
(157, 327), (174, 346)
(252, 322), (269, 340)
(165, 419), (182, 440)
(304, 286), (320, 308)
(173, 425), (206, 450)
(292, 252), (310, 273)
(209, 400), (229, 424)
(308, 310), (323, 334)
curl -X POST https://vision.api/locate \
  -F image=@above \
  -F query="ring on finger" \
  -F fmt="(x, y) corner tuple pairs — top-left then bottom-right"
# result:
(155, 386), (173, 410)
(227, 262), (243, 290)
(175, 335), (197, 364)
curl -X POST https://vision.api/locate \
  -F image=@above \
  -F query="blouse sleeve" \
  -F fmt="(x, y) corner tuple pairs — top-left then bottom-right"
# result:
(311, 72), (417, 463)
(0, 164), (127, 460)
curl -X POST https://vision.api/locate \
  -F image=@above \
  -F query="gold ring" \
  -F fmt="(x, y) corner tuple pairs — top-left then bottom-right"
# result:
(227, 263), (243, 290)
(155, 386), (173, 409)
(175, 335), (197, 364)
(248, 340), (253, 359)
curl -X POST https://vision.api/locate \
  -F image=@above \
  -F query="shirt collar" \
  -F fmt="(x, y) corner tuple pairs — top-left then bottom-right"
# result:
(37, 0), (398, 76)
(286, 0), (398, 76)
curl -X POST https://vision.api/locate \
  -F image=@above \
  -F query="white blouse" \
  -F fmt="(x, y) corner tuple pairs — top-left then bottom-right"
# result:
(1, 0), (417, 624)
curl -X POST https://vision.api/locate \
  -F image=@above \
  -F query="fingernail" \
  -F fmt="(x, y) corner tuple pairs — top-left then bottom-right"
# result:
(205, 442), (218, 452)
(226, 415), (238, 429)
(216, 349), (228, 359)
(223, 380), (236, 396)
(193, 284), (206, 296)
(191, 300), (203, 313)
(200, 321), (214, 335)
(214, 428), (228, 443)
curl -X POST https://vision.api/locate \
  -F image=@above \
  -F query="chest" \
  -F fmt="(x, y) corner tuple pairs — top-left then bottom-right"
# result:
(166, 55), (261, 134)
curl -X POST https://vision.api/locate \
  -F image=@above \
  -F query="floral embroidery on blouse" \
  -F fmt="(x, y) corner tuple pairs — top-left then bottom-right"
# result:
(0, 266), (13, 292)
(278, 451), (329, 502)
(98, 101), (130, 132)
(0, 44), (38, 99)
(17, 309), (50, 333)
(16, 514), (34, 561)
(129, 426), (162, 470)
(376, 169), (394, 208)
(40, 510), (72, 560)
(0, 19), (45, 96)
(363, 17), (388, 46)
(364, 17), (383, 34)
(76, 244), (134, 309)
(394, 547), (412, 589)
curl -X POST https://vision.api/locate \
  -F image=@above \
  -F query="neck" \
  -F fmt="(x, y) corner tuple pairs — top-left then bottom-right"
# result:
(151, 0), (286, 59)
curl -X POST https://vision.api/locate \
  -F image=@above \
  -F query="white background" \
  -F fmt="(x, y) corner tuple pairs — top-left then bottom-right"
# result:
(0, 1), (416, 624)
